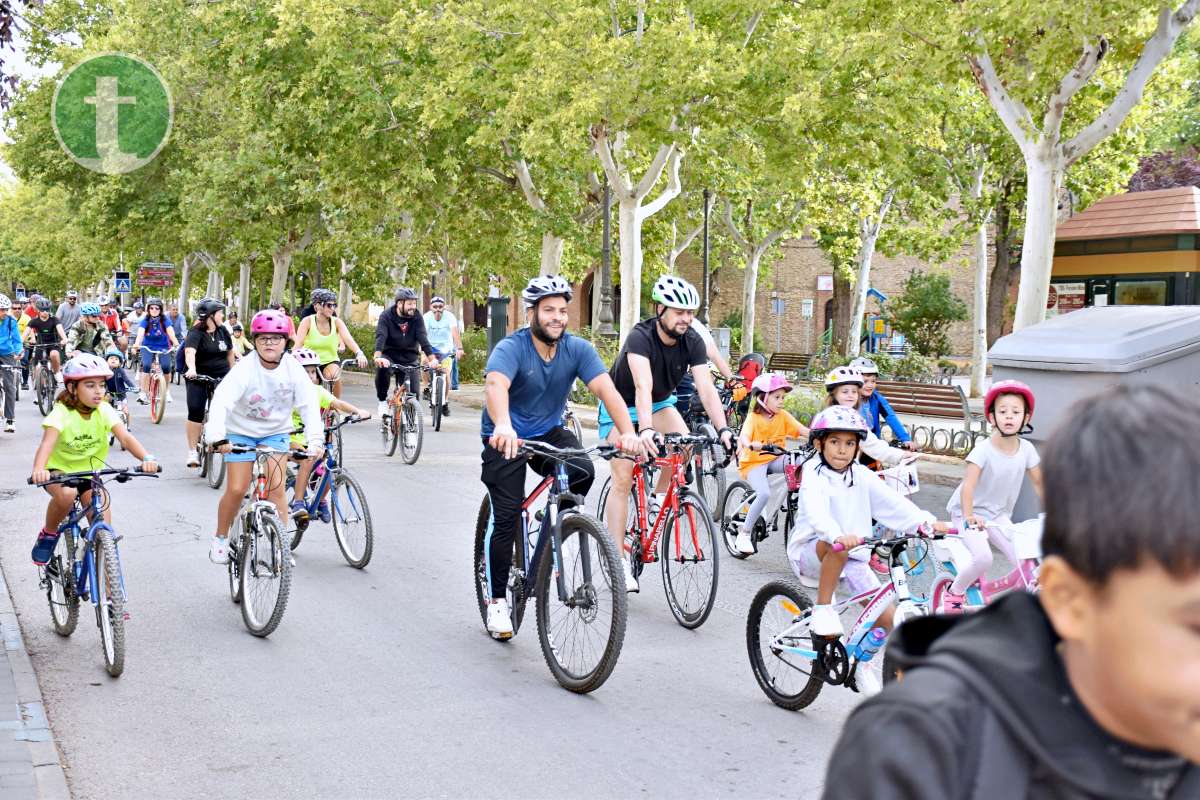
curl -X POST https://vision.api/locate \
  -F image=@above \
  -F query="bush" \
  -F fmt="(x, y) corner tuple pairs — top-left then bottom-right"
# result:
(781, 384), (827, 426)
(887, 271), (968, 358)
(345, 322), (376, 370)
(458, 326), (488, 383)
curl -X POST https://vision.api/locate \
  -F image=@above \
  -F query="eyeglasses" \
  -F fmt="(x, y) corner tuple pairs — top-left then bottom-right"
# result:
(320, 301), (337, 308)
(256, 335), (286, 345)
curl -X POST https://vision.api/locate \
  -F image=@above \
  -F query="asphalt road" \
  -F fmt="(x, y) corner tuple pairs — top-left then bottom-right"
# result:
(0, 381), (956, 800)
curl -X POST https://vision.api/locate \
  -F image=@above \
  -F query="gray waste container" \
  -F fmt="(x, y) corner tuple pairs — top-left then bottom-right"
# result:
(989, 305), (1200, 518)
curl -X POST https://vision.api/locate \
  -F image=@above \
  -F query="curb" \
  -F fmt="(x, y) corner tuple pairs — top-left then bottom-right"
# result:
(0, 560), (71, 800)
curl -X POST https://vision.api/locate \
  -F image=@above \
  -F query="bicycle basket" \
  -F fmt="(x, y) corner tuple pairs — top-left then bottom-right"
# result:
(784, 463), (801, 492)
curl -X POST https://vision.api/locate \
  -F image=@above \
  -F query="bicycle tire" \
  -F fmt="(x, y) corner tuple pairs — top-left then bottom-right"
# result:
(284, 473), (309, 551)
(47, 528), (79, 636)
(661, 490), (719, 629)
(381, 405), (399, 457)
(535, 512), (627, 693)
(566, 411), (583, 445)
(239, 513), (292, 637)
(473, 494), (528, 637)
(36, 370), (55, 416)
(719, 480), (755, 560)
(207, 450), (226, 490)
(431, 375), (444, 432)
(93, 529), (126, 677)
(746, 579), (824, 710)
(400, 396), (423, 464)
(151, 374), (166, 424)
(227, 533), (242, 604)
(332, 471), (374, 568)
(693, 423), (726, 520)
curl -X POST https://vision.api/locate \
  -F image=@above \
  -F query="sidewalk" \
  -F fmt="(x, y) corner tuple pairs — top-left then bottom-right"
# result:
(0, 562), (70, 799)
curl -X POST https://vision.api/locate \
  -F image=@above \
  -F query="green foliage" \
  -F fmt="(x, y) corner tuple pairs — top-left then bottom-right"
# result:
(458, 327), (489, 385)
(887, 272), (968, 358)
(781, 385), (826, 426)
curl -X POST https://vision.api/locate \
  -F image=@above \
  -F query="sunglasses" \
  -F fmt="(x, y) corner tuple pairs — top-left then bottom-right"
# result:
(320, 301), (337, 308)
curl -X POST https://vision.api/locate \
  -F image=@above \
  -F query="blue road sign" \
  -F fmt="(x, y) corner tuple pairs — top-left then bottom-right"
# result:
(114, 277), (133, 293)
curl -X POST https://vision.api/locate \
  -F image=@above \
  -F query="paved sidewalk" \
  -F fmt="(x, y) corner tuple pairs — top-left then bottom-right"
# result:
(0, 561), (70, 799)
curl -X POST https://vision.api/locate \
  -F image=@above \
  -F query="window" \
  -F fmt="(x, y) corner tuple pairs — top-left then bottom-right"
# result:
(1114, 279), (1169, 306)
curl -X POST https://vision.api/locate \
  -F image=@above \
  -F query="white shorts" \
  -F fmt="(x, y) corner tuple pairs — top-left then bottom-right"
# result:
(791, 538), (881, 598)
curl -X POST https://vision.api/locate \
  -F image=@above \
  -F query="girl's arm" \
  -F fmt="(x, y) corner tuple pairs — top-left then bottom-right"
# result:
(31, 427), (61, 482)
(111, 424), (159, 472)
(959, 463), (983, 526)
(799, 471), (845, 543)
(860, 431), (907, 466)
(335, 318), (368, 365)
(329, 397), (369, 418)
(293, 315), (310, 348)
(1027, 464), (1044, 500)
(865, 469), (936, 532)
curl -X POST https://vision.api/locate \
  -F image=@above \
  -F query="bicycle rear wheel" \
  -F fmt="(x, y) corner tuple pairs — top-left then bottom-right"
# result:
(93, 529), (126, 677)
(719, 480), (755, 560)
(332, 471), (373, 568)
(400, 396), (423, 464)
(227, 534), (242, 604)
(46, 528), (79, 636)
(693, 423), (725, 520)
(36, 369), (55, 416)
(284, 472), (309, 551)
(535, 512), (627, 693)
(746, 579), (824, 710)
(151, 374), (167, 424)
(431, 375), (444, 432)
(239, 513), (292, 637)
(207, 448), (226, 490)
(661, 490), (719, 629)
(473, 495), (527, 637)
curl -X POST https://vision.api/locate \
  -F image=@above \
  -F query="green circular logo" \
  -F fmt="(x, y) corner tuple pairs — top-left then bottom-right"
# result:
(51, 53), (173, 175)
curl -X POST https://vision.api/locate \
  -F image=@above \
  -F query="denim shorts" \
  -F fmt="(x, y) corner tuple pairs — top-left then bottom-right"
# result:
(140, 349), (174, 373)
(225, 433), (292, 463)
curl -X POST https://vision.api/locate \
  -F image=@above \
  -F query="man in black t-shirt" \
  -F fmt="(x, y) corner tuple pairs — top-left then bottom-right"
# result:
(601, 275), (733, 590)
(23, 300), (66, 376)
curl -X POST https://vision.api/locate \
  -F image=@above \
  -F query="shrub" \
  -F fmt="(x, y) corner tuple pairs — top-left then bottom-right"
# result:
(886, 271), (968, 358)
(782, 384), (826, 426)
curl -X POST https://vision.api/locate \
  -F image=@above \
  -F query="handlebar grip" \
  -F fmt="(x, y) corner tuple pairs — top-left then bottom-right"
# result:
(831, 542), (847, 553)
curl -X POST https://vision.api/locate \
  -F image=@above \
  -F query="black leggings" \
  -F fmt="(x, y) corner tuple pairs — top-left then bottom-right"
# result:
(480, 425), (594, 599)
(185, 376), (220, 423)
(375, 364), (419, 401)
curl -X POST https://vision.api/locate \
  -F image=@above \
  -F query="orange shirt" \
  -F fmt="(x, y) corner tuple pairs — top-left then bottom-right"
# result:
(739, 409), (804, 477)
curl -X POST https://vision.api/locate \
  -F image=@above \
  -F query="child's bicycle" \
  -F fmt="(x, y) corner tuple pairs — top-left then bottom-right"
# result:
(379, 363), (423, 463)
(718, 444), (810, 558)
(596, 431), (727, 629)
(224, 441), (303, 637)
(30, 466), (160, 677)
(473, 440), (627, 693)
(927, 517), (1043, 614)
(141, 347), (175, 424)
(285, 414), (374, 568)
(745, 525), (956, 710)
(106, 393), (132, 450)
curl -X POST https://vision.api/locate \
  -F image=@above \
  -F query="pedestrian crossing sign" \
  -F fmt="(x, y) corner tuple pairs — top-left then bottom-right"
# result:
(114, 277), (132, 293)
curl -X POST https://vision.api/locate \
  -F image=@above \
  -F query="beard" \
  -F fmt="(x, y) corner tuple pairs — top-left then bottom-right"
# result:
(530, 314), (564, 345)
(657, 314), (685, 341)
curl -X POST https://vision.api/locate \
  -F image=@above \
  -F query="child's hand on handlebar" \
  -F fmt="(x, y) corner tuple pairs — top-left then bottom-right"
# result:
(31, 468), (51, 485)
(835, 534), (863, 549)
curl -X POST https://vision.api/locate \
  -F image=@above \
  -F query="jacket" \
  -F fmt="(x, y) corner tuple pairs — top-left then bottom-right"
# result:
(373, 307), (432, 362)
(822, 593), (1198, 799)
(0, 316), (21, 356)
(860, 390), (911, 442)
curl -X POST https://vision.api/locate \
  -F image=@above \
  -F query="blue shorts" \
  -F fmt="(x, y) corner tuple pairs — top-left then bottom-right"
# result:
(225, 433), (292, 463)
(141, 349), (174, 373)
(597, 395), (677, 440)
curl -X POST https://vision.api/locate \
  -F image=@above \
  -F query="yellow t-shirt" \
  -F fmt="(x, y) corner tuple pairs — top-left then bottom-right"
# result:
(290, 385), (334, 447)
(739, 409), (804, 478)
(43, 402), (122, 473)
(230, 336), (251, 357)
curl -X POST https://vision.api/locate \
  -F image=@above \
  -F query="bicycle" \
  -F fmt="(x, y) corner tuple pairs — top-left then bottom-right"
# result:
(30, 467), (160, 677)
(561, 405), (583, 444)
(424, 358), (451, 432)
(105, 393), (133, 450)
(379, 363), (423, 463)
(719, 444), (810, 559)
(141, 347), (175, 424)
(285, 415), (374, 568)
(596, 432), (725, 629)
(681, 377), (744, 517)
(473, 440), (627, 693)
(28, 343), (60, 416)
(223, 441), (299, 637)
(187, 375), (226, 490)
(927, 518), (1043, 614)
(745, 525), (956, 710)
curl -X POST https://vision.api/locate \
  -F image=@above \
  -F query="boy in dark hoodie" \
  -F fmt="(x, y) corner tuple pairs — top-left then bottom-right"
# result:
(822, 384), (1199, 800)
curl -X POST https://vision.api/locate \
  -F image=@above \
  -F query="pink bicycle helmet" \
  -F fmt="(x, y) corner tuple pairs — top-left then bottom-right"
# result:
(985, 380), (1035, 418)
(292, 347), (320, 368)
(751, 372), (793, 395)
(249, 309), (292, 339)
(808, 405), (868, 445)
(62, 353), (113, 382)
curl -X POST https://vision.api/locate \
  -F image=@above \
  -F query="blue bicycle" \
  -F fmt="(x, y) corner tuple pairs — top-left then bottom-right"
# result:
(285, 414), (374, 567)
(31, 467), (159, 677)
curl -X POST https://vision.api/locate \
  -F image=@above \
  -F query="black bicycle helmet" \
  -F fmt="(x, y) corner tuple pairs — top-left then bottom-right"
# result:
(146, 297), (164, 310)
(395, 287), (418, 302)
(35, 298), (52, 312)
(196, 297), (226, 320)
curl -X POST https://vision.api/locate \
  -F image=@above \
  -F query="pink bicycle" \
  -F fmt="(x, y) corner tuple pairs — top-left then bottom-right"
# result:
(928, 517), (1043, 614)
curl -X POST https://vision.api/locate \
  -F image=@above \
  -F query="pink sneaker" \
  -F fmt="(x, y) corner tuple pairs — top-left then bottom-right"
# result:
(937, 588), (967, 615)
(869, 553), (888, 575)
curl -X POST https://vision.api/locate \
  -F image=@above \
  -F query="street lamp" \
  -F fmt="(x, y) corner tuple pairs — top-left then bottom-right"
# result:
(595, 175), (617, 337)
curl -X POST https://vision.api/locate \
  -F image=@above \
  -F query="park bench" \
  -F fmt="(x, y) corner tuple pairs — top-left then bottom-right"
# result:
(874, 379), (985, 434)
(766, 351), (814, 379)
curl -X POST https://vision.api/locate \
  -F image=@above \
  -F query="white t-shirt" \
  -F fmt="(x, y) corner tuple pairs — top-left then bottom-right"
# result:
(423, 310), (458, 352)
(204, 351), (322, 448)
(947, 438), (1040, 522)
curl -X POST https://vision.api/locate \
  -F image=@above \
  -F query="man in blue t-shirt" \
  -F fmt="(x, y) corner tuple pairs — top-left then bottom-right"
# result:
(480, 275), (641, 640)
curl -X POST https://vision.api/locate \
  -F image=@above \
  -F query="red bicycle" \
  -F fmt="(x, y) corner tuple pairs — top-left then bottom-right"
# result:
(596, 432), (726, 629)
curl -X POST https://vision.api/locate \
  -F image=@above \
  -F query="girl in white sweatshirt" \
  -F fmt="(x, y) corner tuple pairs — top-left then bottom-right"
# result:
(204, 310), (323, 565)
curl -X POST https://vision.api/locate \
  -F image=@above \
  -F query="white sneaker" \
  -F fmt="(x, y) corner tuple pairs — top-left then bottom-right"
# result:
(622, 558), (639, 593)
(855, 665), (883, 696)
(167, 390), (174, 403)
(208, 536), (230, 565)
(798, 573), (819, 589)
(186, 448), (200, 468)
(486, 599), (514, 639)
(377, 400), (389, 418)
(735, 529), (755, 555)
(809, 604), (844, 638)
(137, 391), (148, 405)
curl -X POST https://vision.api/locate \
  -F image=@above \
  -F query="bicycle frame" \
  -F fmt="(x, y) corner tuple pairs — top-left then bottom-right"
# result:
(53, 479), (127, 612)
(935, 550), (1039, 607)
(628, 450), (702, 565)
(513, 464), (590, 605)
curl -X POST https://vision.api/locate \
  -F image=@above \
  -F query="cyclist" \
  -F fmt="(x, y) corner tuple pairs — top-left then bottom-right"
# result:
(29, 353), (158, 565)
(97, 296), (129, 352)
(372, 287), (437, 419)
(23, 298), (66, 385)
(599, 274), (734, 591)
(125, 300), (146, 332)
(204, 309), (323, 565)
(131, 298), (180, 404)
(166, 300), (187, 342)
(55, 290), (82, 331)
(65, 303), (114, 357)
(229, 323), (250, 358)
(288, 347), (371, 524)
(0, 293), (21, 432)
(183, 299), (235, 468)
(104, 347), (136, 404)
(674, 316), (734, 419)
(423, 295), (464, 413)
(849, 356), (915, 449)
(824, 366), (911, 467)
(481, 275), (641, 638)
(293, 288), (368, 399)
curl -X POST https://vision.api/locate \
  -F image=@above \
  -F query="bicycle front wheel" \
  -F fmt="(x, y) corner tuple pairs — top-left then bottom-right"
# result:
(535, 512), (627, 693)
(36, 370), (55, 416)
(381, 404), (399, 456)
(693, 423), (725, 519)
(207, 449), (226, 490)
(332, 471), (373, 568)
(239, 513), (292, 637)
(93, 529), (126, 677)
(399, 397), (423, 464)
(746, 579), (824, 710)
(431, 375), (444, 432)
(151, 374), (167, 423)
(47, 528), (79, 636)
(719, 480), (755, 560)
(661, 490), (719, 629)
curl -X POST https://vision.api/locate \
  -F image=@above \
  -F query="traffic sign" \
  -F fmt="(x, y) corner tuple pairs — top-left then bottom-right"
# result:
(138, 269), (174, 277)
(114, 277), (133, 293)
(138, 278), (171, 287)
(139, 261), (175, 270)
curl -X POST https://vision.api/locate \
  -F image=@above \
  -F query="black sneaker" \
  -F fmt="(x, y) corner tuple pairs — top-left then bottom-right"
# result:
(442, 404), (450, 417)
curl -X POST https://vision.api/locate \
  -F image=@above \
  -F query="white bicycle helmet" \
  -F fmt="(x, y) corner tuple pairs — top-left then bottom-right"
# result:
(522, 275), (573, 308)
(62, 352), (113, 382)
(292, 347), (321, 368)
(0, 294), (10, 310)
(824, 366), (864, 392)
(651, 275), (700, 311)
(848, 357), (878, 375)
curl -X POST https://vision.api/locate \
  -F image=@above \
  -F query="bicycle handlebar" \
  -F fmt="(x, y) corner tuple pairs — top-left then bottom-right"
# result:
(185, 374), (220, 384)
(517, 440), (620, 461)
(327, 414), (370, 432)
(830, 526), (959, 553)
(29, 467), (161, 486)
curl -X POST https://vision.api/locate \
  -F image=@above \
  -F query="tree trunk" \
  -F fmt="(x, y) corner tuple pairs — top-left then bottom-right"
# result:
(540, 232), (564, 276)
(270, 248), (292, 305)
(205, 267), (222, 301)
(846, 190), (894, 358)
(1013, 151), (1064, 330)
(987, 182), (1016, 347)
(616, 199), (642, 338)
(338, 257), (353, 319)
(177, 254), (193, 313)
(741, 249), (763, 355)
(238, 258), (252, 321)
(970, 219), (990, 397)
(832, 270), (853, 356)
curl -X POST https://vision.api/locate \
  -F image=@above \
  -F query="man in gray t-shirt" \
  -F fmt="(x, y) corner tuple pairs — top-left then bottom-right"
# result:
(56, 291), (81, 330)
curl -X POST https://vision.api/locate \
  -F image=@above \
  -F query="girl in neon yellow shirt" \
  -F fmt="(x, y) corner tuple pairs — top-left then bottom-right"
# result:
(30, 353), (158, 565)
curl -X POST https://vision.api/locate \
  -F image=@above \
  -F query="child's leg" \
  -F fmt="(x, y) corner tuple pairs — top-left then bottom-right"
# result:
(77, 489), (113, 525)
(947, 524), (993, 595)
(43, 484), (77, 531)
(265, 454), (291, 528)
(740, 458), (785, 533)
(814, 541), (849, 606)
(217, 462), (253, 538)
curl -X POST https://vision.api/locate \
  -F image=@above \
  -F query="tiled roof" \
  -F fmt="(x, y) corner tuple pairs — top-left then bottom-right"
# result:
(1056, 186), (1200, 241)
